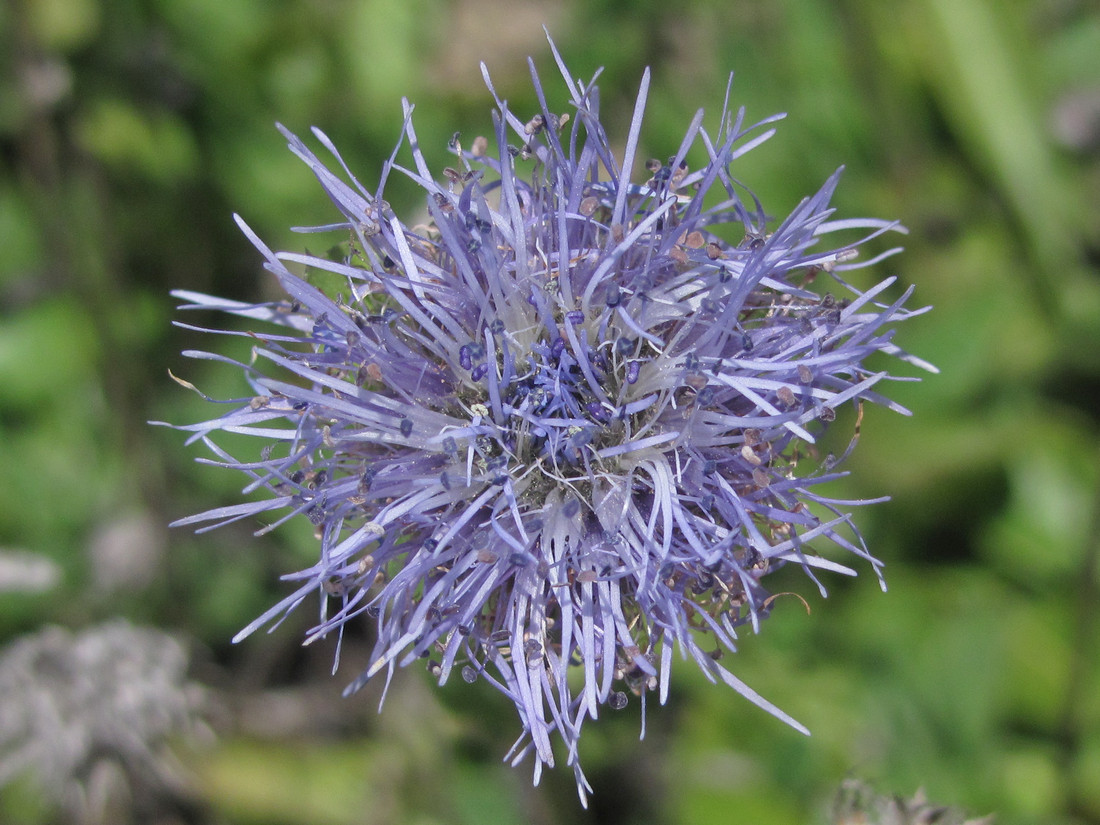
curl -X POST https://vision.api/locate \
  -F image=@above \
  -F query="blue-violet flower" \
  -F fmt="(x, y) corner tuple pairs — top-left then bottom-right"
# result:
(166, 38), (933, 802)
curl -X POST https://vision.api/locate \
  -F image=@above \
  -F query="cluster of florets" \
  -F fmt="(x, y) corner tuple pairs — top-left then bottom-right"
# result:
(166, 39), (931, 803)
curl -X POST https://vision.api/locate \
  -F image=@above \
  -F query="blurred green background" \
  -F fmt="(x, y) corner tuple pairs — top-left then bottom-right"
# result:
(1, 0), (1099, 822)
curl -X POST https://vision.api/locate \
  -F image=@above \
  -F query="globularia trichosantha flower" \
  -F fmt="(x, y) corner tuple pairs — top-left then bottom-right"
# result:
(164, 38), (934, 803)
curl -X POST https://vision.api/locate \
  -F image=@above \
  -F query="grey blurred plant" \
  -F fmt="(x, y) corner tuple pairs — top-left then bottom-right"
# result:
(831, 780), (994, 825)
(165, 36), (932, 802)
(0, 549), (61, 594)
(0, 620), (207, 824)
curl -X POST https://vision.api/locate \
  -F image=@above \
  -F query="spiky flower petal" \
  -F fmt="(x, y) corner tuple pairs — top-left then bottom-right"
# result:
(165, 39), (932, 802)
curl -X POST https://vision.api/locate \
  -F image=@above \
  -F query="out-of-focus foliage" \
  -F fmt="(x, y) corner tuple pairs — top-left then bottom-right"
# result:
(0, 0), (1097, 823)
(0, 621), (208, 824)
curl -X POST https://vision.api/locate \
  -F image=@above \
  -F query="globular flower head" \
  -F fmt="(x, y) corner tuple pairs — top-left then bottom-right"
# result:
(166, 38), (932, 802)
